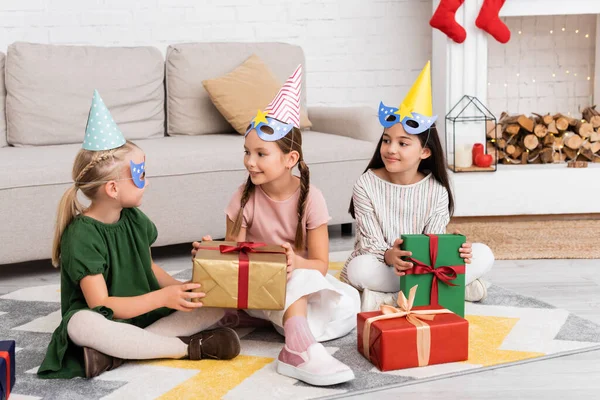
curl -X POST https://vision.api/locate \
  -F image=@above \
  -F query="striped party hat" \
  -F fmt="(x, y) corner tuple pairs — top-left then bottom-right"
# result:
(265, 64), (302, 128)
(246, 65), (303, 141)
(82, 90), (126, 151)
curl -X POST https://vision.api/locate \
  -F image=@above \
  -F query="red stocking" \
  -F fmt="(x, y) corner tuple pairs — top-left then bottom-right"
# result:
(430, 0), (467, 44)
(476, 0), (511, 43)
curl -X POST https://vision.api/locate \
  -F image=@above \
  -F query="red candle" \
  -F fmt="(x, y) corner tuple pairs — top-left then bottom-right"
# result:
(472, 143), (484, 164)
(475, 153), (493, 168)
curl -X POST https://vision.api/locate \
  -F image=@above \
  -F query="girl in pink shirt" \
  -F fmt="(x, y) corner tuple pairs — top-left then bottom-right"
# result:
(193, 66), (359, 387)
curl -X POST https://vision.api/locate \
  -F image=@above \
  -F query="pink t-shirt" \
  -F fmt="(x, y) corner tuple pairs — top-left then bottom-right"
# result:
(225, 183), (331, 256)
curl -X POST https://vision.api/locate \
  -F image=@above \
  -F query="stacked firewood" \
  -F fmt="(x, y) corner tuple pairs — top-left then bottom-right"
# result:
(487, 106), (600, 164)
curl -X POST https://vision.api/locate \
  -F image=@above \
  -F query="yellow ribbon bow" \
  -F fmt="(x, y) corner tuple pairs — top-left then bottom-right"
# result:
(362, 285), (453, 367)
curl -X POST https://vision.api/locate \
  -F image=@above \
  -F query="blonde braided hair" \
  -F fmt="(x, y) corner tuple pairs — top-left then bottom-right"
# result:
(51, 141), (140, 267)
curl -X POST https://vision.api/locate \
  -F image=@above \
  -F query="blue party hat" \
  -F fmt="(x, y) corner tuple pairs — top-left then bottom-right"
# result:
(82, 90), (126, 151)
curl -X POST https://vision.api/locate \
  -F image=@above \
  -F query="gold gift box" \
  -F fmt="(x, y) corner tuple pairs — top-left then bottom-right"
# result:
(192, 241), (287, 310)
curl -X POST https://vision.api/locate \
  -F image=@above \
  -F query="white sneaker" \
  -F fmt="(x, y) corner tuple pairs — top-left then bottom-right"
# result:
(276, 343), (355, 386)
(360, 288), (398, 312)
(465, 278), (488, 302)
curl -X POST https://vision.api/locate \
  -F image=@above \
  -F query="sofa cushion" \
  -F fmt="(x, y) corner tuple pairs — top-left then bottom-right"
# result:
(139, 131), (372, 178)
(5, 42), (165, 147)
(202, 54), (311, 135)
(0, 132), (374, 264)
(166, 42), (307, 136)
(0, 131), (374, 190)
(0, 52), (6, 148)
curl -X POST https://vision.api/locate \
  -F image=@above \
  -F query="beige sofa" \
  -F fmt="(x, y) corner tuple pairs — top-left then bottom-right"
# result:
(0, 42), (381, 265)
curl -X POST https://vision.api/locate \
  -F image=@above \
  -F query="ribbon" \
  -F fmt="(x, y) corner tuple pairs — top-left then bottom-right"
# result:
(0, 350), (10, 399)
(362, 285), (452, 367)
(200, 242), (284, 309)
(218, 242), (267, 255)
(404, 234), (465, 306)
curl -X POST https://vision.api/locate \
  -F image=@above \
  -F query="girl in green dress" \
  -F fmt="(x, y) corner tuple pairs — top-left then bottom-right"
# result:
(37, 90), (241, 380)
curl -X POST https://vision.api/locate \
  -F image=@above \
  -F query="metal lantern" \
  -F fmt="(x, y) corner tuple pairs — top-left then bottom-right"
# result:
(446, 95), (498, 172)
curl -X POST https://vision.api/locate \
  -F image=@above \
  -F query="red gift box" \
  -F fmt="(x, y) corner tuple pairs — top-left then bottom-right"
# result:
(0, 340), (15, 400)
(357, 286), (468, 371)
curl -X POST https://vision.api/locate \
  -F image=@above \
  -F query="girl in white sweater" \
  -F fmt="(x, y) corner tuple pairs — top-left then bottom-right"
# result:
(341, 62), (494, 311)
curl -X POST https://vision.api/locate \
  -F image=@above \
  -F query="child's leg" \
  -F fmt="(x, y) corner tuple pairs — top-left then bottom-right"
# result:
(282, 296), (315, 352)
(346, 254), (399, 292)
(67, 310), (188, 360)
(464, 243), (494, 302)
(144, 307), (225, 337)
(277, 295), (355, 386)
(211, 309), (273, 329)
(273, 273), (356, 386)
(68, 307), (233, 360)
(466, 243), (494, 284)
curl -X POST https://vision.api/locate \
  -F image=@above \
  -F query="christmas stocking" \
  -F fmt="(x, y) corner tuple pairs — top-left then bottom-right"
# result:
(430, 0), (466, 44)
(475, 0), (511, 43)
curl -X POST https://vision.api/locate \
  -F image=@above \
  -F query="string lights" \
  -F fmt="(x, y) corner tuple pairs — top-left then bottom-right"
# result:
(489, 16), (595, 116)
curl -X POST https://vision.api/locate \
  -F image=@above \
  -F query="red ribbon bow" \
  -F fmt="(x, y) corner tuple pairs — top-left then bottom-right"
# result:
(404, 234), (465, 306)
(218, 242), (267, 255)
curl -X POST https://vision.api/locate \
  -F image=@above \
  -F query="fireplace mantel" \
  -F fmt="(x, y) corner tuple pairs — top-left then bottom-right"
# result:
(431, 0), (600, 216)
(451, 164), (600, 216)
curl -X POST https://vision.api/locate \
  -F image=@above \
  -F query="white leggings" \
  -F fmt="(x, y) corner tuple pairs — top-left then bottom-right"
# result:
(346, 243), (494, 293)
(67, 307), (225, 360)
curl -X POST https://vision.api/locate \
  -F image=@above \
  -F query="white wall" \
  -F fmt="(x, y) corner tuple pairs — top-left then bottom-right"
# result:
(487, 14), (596, 116)
(0, 0), (433, 108)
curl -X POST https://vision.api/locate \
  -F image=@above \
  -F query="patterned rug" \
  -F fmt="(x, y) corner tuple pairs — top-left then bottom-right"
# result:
(2, 262), (600, 400)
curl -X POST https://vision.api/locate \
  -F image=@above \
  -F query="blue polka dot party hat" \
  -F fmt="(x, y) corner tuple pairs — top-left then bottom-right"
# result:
(82, 90), (126, 151)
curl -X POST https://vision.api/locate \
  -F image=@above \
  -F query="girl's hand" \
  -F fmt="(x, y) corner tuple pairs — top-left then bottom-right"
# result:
(191, 235), (212, 258)
(384, 238), (414, 276)
(281, 242), (297, 281)
(452, 229), (472, 264)
(159, 283), (205, 311)
(459, 242), (472, 263)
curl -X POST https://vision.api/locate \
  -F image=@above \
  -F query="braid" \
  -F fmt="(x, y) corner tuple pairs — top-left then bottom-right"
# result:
(294, 160), (310, 250)
(75, 150), (115, 183)
(53, 141), (138, 267)
(230, 176), (255, 239)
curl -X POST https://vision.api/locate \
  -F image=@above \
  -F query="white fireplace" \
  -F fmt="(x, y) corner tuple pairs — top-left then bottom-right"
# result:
(432, 0), (600, 217)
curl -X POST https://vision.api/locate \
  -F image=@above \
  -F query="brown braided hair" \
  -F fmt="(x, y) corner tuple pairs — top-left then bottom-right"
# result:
(51, 140), (140, 267)
(230, 175), (255, 241)
(229, 126), (310, 250)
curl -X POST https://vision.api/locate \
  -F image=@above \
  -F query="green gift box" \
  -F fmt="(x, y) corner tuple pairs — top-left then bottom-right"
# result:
(399, 234), (466, 317)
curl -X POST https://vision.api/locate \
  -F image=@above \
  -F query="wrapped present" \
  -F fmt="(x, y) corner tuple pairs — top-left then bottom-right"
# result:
(357, 286), (468, 371)
(192, 241), (287, 310)
(400, 234), (466, 316)
(0, 340), (15, 400)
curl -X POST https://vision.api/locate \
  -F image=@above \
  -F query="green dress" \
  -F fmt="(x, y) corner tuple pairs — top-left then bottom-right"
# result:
(37, 207), (173, 379)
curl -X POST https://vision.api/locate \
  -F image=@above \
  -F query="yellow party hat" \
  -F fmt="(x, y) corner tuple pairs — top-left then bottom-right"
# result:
(397, 61), (433, 120)
(378, 61), (437, 133)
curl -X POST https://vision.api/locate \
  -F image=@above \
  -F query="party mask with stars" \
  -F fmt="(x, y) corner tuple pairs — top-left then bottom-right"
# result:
(378, 61), (438, 134)
(244, 64), (303, 142)
(245, 110), (294, 141)
(129, 159), (146, 189)
(378, 102), (438, 134)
